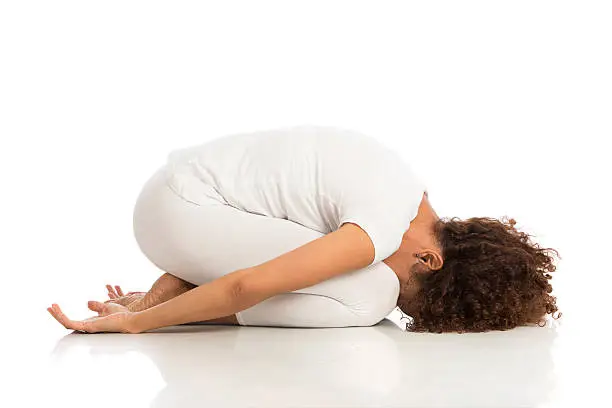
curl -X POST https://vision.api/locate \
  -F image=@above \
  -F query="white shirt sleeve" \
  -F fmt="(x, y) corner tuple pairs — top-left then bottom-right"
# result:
(327, 155), (427, 266)
(338, 184), (425, 265)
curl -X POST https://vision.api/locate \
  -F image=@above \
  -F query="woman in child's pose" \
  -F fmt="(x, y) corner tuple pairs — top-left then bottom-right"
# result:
(48, 125), (560, 334)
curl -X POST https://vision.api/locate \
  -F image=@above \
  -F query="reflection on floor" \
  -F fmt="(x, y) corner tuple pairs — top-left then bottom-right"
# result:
(41, 316), (564, 408)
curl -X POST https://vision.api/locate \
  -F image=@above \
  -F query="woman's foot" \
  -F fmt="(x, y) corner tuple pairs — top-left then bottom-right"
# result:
(105, 285), (146, 307)
(105, 274), (196, 312)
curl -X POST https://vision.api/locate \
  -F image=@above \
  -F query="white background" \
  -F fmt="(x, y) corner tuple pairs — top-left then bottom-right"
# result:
(1, 1), (610, 407)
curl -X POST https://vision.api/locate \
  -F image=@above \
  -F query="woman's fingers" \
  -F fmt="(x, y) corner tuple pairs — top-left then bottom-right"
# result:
(88, 300), (114, 316)
(103, 296), (128, 306)
(47, 304), (86, 332)
(89, 300), (129, 316)
(88, 300), (107, 314)
(106, 284), (128, 299)
(47, 301), (137, 334)
(47, 303), (110, 333)
(106, 284), (117, 299)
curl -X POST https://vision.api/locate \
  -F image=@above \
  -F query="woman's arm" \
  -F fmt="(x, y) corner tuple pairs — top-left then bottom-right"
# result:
(128, 222), (374, 333)
(48, 222), (373, 333)
(111, 274), (240, 325)
(129, 271), (245, 332)
(122, 273), (196, 312)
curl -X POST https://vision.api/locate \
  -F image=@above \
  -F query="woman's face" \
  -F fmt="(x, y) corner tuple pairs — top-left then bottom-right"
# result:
(396, 262), (428, 316)
(393, 225), (443, 305)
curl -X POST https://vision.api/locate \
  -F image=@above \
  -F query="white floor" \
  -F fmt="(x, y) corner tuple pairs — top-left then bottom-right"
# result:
(6, 307), (606, 408)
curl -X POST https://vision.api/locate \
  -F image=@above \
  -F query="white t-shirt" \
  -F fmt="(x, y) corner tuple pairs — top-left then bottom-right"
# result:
(164, 125), (427, 265)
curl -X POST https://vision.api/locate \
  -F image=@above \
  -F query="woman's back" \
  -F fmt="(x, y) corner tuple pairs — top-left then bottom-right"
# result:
(165, 125), (427, 265)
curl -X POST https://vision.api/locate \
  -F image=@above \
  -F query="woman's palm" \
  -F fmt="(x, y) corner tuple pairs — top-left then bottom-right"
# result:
(47, 301), (134, 333)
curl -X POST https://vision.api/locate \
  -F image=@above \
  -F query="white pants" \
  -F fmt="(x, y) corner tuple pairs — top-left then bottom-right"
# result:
(132, 165), (400, 327)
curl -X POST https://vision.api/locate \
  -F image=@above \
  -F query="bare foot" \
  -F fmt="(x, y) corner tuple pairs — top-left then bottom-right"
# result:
(105, 274), (197, 312)
(105, 284), (146, 307)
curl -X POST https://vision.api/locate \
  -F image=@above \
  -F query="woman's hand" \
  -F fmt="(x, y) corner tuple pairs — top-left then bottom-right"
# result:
(47, 301), (140, 334)
(105, 284), (148, 311)
(105, 284), (146, 306)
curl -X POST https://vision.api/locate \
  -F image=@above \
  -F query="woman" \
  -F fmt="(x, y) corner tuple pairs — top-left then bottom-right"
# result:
(47, 125), (561, 333)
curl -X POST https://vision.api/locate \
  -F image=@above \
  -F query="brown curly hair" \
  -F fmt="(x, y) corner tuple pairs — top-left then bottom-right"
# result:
(398, 216), (561, 333)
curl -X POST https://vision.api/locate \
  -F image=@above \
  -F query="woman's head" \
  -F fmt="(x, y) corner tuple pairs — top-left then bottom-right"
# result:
(398, 216), (561, 333)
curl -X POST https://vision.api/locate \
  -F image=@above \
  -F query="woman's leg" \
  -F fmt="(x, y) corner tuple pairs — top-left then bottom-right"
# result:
(132, 166), (244, 324)
(126, 272), (194, 312)
(132, 164), (399, 328)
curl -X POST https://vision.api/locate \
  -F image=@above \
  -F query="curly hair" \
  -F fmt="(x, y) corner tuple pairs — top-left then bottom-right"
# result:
(398, 216), (561, 333)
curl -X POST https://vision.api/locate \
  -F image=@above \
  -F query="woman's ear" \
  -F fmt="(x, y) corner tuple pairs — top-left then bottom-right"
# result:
(419, 250), (443, 271)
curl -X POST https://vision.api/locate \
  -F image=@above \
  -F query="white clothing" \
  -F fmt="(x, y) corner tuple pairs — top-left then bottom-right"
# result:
(132, 125), (427, 327)
(133, 165), (400, 327)
(165, 125), (427, 265)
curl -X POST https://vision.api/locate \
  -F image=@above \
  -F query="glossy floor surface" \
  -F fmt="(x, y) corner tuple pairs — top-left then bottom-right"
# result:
(8, 308), (606, 408)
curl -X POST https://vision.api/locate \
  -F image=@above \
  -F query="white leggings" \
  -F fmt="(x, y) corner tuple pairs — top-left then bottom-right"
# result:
(132, 165), (400, 327)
